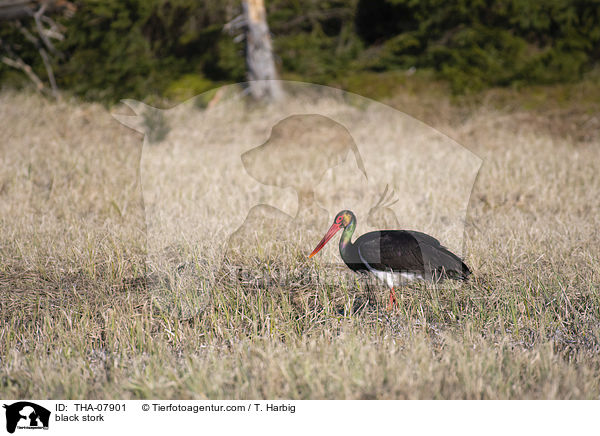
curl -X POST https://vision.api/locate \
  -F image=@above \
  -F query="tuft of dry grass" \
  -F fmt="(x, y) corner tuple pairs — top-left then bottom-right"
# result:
(0, 87), (599, 399)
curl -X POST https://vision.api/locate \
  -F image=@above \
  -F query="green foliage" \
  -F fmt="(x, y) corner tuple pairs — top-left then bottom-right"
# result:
(55, 0), (241, 103)
(268, 0), (363, 83)
(356, 0), (600, 92)
(1, 0), (598, 101)
(58, 0), (157, 101)
(164, 74), (218, 102)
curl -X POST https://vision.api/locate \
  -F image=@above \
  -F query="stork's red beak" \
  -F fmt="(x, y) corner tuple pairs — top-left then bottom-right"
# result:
(309, 222), (342, 258)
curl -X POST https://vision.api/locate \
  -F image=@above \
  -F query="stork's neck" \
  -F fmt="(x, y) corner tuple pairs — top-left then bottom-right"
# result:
(339, 215), (356, 256)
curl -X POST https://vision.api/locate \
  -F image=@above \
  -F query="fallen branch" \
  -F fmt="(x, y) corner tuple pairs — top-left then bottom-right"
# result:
(0, 1), (72, 98)
(0, 51), (47, 95)
(0, 0), (74, 21)
(34, 3), (58, 55)
(14, 17), (59, 97)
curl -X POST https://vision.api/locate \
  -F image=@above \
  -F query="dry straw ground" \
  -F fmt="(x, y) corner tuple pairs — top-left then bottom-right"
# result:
(0, 86), (599, 399)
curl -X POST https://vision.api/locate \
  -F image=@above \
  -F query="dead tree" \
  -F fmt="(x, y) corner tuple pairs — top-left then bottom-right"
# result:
(0, 0), (74, 98)
(227, 0), (283, 101)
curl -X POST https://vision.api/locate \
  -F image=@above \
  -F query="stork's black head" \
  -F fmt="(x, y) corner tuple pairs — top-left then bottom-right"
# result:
(309, 210), (356, 258)
(333, 210), (354, 228)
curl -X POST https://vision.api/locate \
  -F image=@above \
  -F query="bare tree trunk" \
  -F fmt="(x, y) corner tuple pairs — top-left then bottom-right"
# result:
(242, 0), (283, 101)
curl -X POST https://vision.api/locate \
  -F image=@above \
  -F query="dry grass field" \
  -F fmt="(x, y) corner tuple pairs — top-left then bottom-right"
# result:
(1, 84), (599, 399)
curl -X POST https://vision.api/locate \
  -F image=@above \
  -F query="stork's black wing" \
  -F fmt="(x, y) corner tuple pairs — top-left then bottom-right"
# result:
(354, 230), (470, 281)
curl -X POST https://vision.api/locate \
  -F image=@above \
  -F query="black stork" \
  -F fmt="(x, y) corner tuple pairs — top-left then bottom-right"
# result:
(309, 210), (471, 310)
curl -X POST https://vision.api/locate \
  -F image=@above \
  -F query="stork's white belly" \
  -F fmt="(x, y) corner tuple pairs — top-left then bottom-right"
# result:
(369, 268), (424, 288)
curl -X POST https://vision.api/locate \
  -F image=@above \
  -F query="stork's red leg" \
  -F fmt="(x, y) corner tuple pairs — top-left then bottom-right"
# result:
(386, 287), (398, 311)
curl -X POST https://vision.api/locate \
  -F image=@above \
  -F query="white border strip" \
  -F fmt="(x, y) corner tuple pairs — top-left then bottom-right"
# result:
(0, 400), (596, 435)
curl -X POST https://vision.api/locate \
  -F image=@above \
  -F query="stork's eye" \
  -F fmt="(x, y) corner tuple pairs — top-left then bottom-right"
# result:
(336, 216), (343, 223)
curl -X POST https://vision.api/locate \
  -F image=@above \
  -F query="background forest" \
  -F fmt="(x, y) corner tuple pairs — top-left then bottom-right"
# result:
(1, 0), (599, 103)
